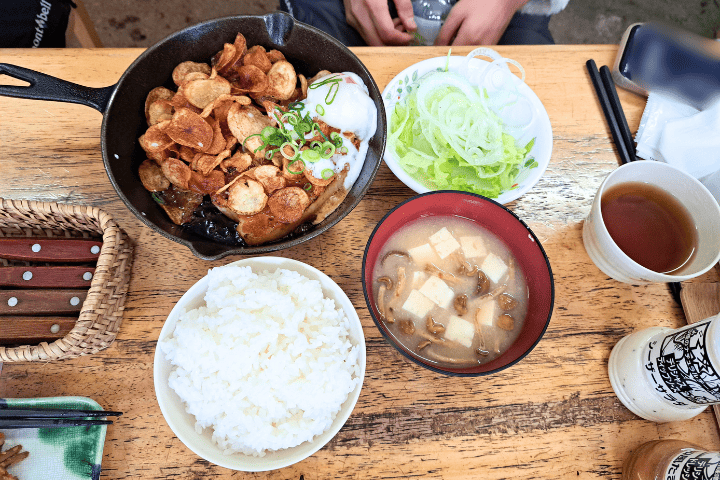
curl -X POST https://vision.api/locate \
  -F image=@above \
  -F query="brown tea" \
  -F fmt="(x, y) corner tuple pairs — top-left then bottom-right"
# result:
(601, 181), (697, 274)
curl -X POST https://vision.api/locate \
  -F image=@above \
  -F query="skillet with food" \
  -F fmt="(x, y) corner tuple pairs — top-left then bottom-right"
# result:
(0, 13), (386, 260)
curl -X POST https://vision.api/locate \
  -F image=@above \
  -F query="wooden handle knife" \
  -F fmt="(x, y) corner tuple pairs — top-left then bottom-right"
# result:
(0, 266), (95, 288)
(0, 239), (102, 263)
(0, 290), (88, 315)
(0, 317), (76, 344)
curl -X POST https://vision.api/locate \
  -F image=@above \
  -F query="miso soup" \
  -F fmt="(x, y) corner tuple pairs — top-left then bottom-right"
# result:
(373, 215), (528, 368)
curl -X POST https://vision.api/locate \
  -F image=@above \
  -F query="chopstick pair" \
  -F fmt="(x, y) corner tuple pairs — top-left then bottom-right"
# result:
(586, 59), (682, 305)
(586, 59), (636, 165)
(0, 407), (122, 429)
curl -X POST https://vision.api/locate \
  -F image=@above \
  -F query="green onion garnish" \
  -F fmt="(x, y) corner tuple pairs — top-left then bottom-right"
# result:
(320, 141), (335, 159)
(287, 158), (306, 175)
(280, 141), (299, 160)
(301, 149), (321, 163)
(316, 104), (325, 116)
(151, 192), (165, 205)
(304, 183), (313, 192)
(321, 168), (334, 179)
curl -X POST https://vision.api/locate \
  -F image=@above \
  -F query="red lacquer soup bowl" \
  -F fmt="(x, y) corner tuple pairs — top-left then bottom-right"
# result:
(362, 191), (554, 376)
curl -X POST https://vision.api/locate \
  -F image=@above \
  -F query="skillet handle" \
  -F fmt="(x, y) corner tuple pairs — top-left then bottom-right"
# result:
(0, 63), (116, 114)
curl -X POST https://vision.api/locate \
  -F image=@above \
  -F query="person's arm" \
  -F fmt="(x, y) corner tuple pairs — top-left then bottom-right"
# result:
(343, 0), (417, 46)
(435, 0), (530, 46)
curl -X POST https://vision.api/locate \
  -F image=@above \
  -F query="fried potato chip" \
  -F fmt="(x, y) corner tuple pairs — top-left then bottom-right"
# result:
(254, 165), (286, 194)
(178, 145), (196, 163)
(268, 187), (311, 223)
(139, 122), (175, 160)
(266, 49), (286, 63)
(227, 178), (267, 215)
(213, 43), (237, 73)
(220, 150), (252, 173)
(196, 149), (231, 176)
(161, 157), (192, 190)
(226, 103), (272, 156)
(257, 60), (296, 101)
(189, 169), (225, 194)
(225, 135), (239, 151)
(164, 108), (214, 151)
(139, 159), (171, 192)
(203, 117), (226, 155)
(172, 61), (211, 87)
(147, 99), (174, 126)
(244, 45), (272, 74)
(199, 94), (251, 118)
(299, 74), (308, 99)
(231, 65), (269, 94)
(170, 93), (202, 114)
(181, 74), (232, 109)
(145, 86), (174, 125)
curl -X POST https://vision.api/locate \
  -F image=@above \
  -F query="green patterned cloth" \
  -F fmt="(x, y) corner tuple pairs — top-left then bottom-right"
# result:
(1, 397), (107, 480)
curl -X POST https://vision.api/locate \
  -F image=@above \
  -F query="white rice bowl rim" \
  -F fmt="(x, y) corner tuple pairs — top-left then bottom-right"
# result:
(153, 256), (367, 472)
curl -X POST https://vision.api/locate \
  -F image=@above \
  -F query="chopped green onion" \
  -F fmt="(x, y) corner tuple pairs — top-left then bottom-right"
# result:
(340, 146), (348, 154)
(315, 104), (325, 116)
(282, 112), (299, 125)
(287, 158), (306, 175)
(304, 183), (313, 191)
(308, 74), (342, 104)
(280, 141), (299, 159)
(151, 192), (165, 205)
(242, 133), (262, 151)
(301, 149), (322, 163)
(320, 141), (335, 159)
(265, 148), (279, 160)
(321, 168), (334, 179)
(261, 126), (276, 142)
(288, 101), (304, 111)
(330, 131), (343, 147)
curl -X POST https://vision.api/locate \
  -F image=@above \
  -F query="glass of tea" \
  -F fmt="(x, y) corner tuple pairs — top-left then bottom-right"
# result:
(583, 161), (720, 284)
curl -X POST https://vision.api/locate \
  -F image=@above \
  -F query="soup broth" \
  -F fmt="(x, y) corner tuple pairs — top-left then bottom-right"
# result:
(372, 215), (528, 368)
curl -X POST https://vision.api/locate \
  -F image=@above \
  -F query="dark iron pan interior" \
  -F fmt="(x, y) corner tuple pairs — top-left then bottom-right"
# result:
(0, 13), (386, 260)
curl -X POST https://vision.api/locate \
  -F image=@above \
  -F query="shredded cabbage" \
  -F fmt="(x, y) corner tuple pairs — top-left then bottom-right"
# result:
(388, 51), (537, 199)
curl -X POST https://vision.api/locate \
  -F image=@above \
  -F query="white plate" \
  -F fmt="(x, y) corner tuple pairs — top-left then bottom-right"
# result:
(153, 257), (366, 472)
(382, 55), (553, 204)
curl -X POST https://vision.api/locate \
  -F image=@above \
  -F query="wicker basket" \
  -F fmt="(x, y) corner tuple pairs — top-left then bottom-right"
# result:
(0, 199), (133, 362)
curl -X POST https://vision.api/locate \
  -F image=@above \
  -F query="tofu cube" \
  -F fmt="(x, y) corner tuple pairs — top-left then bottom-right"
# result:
(444, 315), (475, 348)
(408, 243), (437, 264)
(401, 289), (435, 318)
(475, 300), (496, 327)
(481, 253), (508, 284)
(412, 271), (428, 288)
(460, 236), (487, 259)
(418, 275), (455, 309)
(428, 227), (461, 259)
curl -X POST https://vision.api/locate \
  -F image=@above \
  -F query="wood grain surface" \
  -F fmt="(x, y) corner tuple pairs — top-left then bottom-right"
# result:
(0, 45), (719, 479)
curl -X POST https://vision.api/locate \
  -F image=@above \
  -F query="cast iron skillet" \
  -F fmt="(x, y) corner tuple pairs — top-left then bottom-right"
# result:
(0, 13), (386, 260)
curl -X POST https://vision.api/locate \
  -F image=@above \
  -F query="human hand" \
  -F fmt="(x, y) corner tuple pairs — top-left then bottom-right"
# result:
(343, 0), (417, 46)
(435, 0), (529, 46)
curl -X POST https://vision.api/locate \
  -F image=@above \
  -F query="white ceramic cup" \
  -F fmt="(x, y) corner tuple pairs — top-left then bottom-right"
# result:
(583, 161), (720, 284)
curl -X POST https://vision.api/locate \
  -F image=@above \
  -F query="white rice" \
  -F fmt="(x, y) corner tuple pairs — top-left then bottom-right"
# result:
(160, 265), (361, 457)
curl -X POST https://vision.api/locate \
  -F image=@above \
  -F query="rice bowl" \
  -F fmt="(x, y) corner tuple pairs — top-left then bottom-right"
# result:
(153, 256), (366, 471)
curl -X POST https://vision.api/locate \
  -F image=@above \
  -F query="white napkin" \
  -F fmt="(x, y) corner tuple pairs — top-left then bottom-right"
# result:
(635, 92), (720, 204)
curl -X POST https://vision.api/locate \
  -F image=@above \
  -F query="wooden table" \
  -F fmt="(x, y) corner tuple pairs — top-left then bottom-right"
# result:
(0, 45), (718, 479)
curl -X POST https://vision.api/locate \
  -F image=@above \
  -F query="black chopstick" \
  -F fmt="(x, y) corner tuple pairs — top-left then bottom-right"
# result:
(0, 408), (122, 418)
(586, 59), (633, 165)
(599, 65), (637, 163)
(0, 418), (113, 429)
